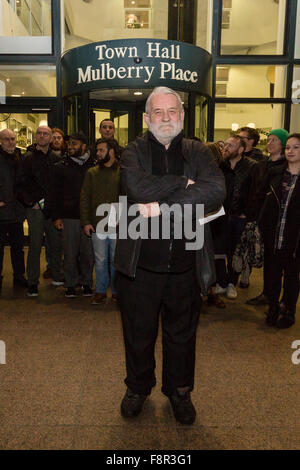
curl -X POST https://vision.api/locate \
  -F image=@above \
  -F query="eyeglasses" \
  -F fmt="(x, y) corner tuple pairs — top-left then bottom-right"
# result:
(238, 135), (251, 140)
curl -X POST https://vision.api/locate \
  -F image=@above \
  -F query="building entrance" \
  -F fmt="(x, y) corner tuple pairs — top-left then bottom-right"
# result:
(65, 89), (209, 146)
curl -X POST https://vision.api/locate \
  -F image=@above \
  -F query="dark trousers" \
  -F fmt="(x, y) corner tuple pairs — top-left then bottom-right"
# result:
(0, 222), (25, 279)
(264, 250), (300, 315)
(62, 219), (94, 288)
(226, 216), (247, 285)
(26, 208), (63, 285)
(215, 257), (228, 288)
(119, 267), (200, 397)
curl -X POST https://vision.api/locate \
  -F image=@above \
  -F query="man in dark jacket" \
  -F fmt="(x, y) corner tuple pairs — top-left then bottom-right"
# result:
(238, 127), (265, 162)
(19, 126), (64, 297)
(52, 133), (95, 298)
(115, 86), (225, 425)
(0, 129), (27, 291)
(219, 135), (256, 298)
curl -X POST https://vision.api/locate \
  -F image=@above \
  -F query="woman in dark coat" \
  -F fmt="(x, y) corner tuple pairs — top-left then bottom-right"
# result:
(259, 133), (300, 328)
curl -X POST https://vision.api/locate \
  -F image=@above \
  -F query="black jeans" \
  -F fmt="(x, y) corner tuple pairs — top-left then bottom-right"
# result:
(118, 267), (200, 396)
(264, 250), (300, 315)
(226, 216), (247, 286)
(0, 222), (25, 279)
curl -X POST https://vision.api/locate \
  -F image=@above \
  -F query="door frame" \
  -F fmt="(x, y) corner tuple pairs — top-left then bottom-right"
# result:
(89, 99), (146, 145)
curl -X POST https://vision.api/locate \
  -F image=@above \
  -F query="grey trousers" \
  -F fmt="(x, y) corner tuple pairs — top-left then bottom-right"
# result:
(63, 218), (94, 288)
(26, 208), (63, 285)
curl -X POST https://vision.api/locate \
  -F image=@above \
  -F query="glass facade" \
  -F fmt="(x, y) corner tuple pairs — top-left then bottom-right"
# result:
(220, 0), (286, 55)
(0, 0), (299, 141)
(216, 65), (287, 98)
(63, 0), (169, 52)
(0, 0), (52, 53)
(0, 65), (56, 98)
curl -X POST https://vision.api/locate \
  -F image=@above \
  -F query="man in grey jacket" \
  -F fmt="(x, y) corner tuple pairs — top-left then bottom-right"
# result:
(115, 87), (225, 425)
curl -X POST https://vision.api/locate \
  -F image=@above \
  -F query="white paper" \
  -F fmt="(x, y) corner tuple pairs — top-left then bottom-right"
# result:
(198, 206), (225, 225)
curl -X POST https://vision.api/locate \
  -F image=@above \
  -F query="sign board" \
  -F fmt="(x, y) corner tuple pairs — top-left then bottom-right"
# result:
(61, 38), (212, 97)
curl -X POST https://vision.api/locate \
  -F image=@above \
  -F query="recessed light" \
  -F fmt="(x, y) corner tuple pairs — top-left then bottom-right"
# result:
(134, 91), (143, 95)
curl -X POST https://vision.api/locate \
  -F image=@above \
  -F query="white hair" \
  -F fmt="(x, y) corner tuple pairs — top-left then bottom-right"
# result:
(145, 87), (183, 114)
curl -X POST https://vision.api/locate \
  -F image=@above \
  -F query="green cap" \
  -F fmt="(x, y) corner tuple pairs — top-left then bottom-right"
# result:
(267, 128), (289, 146)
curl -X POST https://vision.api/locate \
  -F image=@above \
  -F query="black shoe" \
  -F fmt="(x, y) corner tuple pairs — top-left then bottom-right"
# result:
(27, 285), (38, 297)
(276, 311), (295, 329)
(121, 388), (147, 418)
(13, 276), (28, 288)
(82, 285), (93, 297)
(246, 293), (269, 306)
(65, 287), (78, 298)
(266, 304), (280, 327)
(169, 390), (196, 425)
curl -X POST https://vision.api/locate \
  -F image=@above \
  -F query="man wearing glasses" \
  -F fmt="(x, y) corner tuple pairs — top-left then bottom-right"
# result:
(238, 126), (265, 162)
(18, 126), (64, 297)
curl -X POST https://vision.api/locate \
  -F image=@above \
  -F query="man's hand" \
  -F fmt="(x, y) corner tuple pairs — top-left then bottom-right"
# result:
(84, 224), (95, 237)
(0, 201), (5, 207)
(54, 219), (64, 230)
(138, 202), (161, 218)
(186, 179), (195, 188)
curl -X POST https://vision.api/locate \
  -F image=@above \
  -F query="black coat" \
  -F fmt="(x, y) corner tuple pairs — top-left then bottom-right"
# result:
(247, 156), (286, 221)
(51, 154), (95, 221)
(259, 163), (300, 258)
(220, 156), (256, 217)
(17, 147), (62, 218)
(114, 131), (226, 286)
(0, 147), (25, 223)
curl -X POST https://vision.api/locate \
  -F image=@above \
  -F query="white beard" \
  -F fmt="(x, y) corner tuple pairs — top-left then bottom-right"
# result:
(148, 119), (183, 146)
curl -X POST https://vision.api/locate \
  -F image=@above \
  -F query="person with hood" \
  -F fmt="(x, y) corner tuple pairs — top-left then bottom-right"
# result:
(52, 133), (95, 298)
(80, 138), (120, 304)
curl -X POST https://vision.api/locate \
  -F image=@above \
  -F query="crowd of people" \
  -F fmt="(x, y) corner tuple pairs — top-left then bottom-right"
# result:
(0, 85), (299, 425)
(0, 103), (299, 329)
(0, 119), (121, 305)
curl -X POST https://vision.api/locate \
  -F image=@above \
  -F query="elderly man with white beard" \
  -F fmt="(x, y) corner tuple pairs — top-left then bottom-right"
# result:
(114, 86), (225, 425)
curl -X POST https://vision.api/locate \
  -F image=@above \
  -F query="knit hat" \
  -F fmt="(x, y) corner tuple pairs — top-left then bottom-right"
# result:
(267, 129), (289, 146)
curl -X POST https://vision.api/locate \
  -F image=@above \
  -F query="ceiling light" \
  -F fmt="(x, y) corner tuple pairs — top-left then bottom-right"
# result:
(134, 91), (143, 95)
(231, 123), (239, 131)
